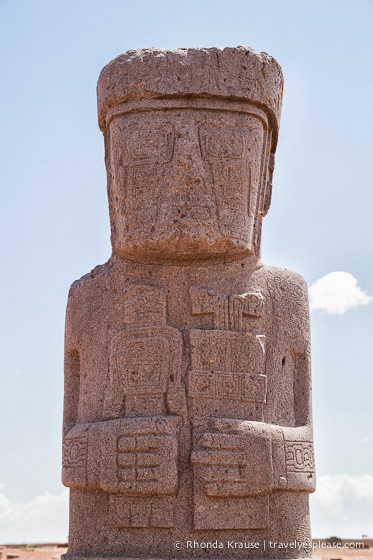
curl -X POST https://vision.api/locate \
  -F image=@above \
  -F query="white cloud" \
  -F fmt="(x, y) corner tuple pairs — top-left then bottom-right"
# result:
(311, 474), (373, 538)
(309, 271), (372, 315)
(0, 487), (68, 544)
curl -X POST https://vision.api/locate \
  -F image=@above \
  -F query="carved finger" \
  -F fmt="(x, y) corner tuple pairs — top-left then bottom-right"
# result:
(117, 452), (160, 468)
(211, 417), (245, 434)
(134, 435), (161, 451)
(199, 466), (243, 483)
(117, 452), (137, 467)
(191, 450), (246, 466)
(117, 436), (137, 452)
(204, 481), (254, 497)
(197, 433), (243, 450)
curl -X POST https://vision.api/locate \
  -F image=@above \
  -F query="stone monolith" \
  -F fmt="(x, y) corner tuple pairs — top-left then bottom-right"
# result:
(62, 47), (315, 560)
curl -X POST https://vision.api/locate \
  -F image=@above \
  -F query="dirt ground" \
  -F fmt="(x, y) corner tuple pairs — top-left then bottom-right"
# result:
(0, 545), (67, 560)
(0, 544), (372, 560)
(313, 548), (373, 560)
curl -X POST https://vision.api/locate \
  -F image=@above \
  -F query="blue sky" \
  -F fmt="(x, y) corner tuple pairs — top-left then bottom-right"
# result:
(0, 0), (372, 542)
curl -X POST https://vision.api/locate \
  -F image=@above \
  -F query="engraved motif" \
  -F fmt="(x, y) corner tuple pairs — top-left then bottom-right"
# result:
(190, 330), (266, 374)
(99, 416), (181, 496)
(110, 496), (174, 528)
(193, 496), (269, 530)
(126, 123), (175, 165)
(117, 434), (169, 483)
(199, 125), (245, 159)
(62, 436), (88, 468)
(122, 285), (166, 327)
(104, 325), (182, 419)
(241, 374), (267, 402)
(285, 442), (315, 473)
(267, 276), (310, 352)
(191, 418), (273, 530)
(296, 518), (312, 544)
(188, 371), (266, 403)
(170, 201), (212, 221)
(190, 287), (264, 331)
(188, 330), (266, 423)
(130, 165), (158, 188)
(229, 292), (264, 330)
(190, 287), (228, 329)
(122, 336), (168, 394)
(267, 276), (304, 301)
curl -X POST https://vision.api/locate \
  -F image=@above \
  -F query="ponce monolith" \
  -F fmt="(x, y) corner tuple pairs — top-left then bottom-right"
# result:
(62, 47), (315, 560)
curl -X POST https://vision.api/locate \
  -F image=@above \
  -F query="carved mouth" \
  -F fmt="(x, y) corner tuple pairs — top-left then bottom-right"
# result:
(171, 203), (211, 221)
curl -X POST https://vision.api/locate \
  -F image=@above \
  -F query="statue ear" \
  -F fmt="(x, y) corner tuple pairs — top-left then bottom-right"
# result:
(262, 153), (275, 216)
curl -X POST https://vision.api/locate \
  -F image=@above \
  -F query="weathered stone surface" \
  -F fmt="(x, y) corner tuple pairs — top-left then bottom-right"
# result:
(62, 47), (315, 560)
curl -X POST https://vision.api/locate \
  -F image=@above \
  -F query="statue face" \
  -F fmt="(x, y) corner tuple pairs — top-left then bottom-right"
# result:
(107, 103), (270, 261)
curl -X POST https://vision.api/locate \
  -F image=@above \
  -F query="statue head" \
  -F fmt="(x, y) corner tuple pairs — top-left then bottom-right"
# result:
(97, 47), (283, 262)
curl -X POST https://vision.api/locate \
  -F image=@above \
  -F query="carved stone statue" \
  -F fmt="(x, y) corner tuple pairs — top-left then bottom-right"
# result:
(62, 47), (315, 560)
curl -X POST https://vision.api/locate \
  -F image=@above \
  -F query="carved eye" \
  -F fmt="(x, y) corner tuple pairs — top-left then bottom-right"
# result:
(127, 124), (174, 164)
(199, 125), (244, 158)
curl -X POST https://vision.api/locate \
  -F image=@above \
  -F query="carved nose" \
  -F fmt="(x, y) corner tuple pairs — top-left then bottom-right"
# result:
(168, 136), (205, 189)
(161, 133), (213, 223)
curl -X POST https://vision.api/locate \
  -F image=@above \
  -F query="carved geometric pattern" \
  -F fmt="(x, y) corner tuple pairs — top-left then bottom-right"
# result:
(296, 519), (312, 543)
(122, 336), (168, 394)
(198, 121), (264, 245)
(122, 285), (166, 326)
(126, 123), (175, 165)
(116, 434), (168, 483)
(190, 287), (228, 330)
(266, 275), (311, 355)
(229, 292), (264, 331)
(104, 325), (182, 419)
(190, 287), (264, 331)
(285, 442), (315, 473)
(193, 495), (269, 530)
(112, 327), (180, 395)
(110, 496), (174, 528)
(62, 436), (88, 468)
(97, 416), (180, 496)
(199, 125), (244, 159)
(267, 276), (304, 302)
(188, 371), (267, 403)
(190, 329), (266, 375)
(113, 433), (178, 494)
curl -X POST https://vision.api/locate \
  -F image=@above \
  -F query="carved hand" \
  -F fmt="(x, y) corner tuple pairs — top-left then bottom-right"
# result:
(191, 418), (274, 497)
(110, 432), (178, 495)
(62, 415), (181, 496)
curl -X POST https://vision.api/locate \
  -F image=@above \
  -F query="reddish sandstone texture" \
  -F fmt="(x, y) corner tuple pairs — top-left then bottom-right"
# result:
(62, 47), (315, 560)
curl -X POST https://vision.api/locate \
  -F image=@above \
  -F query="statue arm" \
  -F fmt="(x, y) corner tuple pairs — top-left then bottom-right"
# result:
(261, 282), (315, 493)
(63, 289), (81, 437)
(192, 279), (315, 496)
(62, 288), (91, 489)
(278, 292), (315, 492)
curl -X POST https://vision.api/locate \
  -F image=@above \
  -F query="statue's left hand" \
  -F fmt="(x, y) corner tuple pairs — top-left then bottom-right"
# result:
(191, 418), (274, 497)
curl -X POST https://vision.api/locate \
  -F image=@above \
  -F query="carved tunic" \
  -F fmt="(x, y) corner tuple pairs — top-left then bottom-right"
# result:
(63, 259), (314, 558)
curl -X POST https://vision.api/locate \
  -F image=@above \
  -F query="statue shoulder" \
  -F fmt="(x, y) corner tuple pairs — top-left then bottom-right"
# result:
(68, 259), (116, 299)
(66, 258), (118, 320)
(261, 265), (311, 355)
(260, 264), (309, 303)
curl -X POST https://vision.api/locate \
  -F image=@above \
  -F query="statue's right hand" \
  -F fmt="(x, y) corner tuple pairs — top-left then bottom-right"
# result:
(62, 416), (181, 495)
